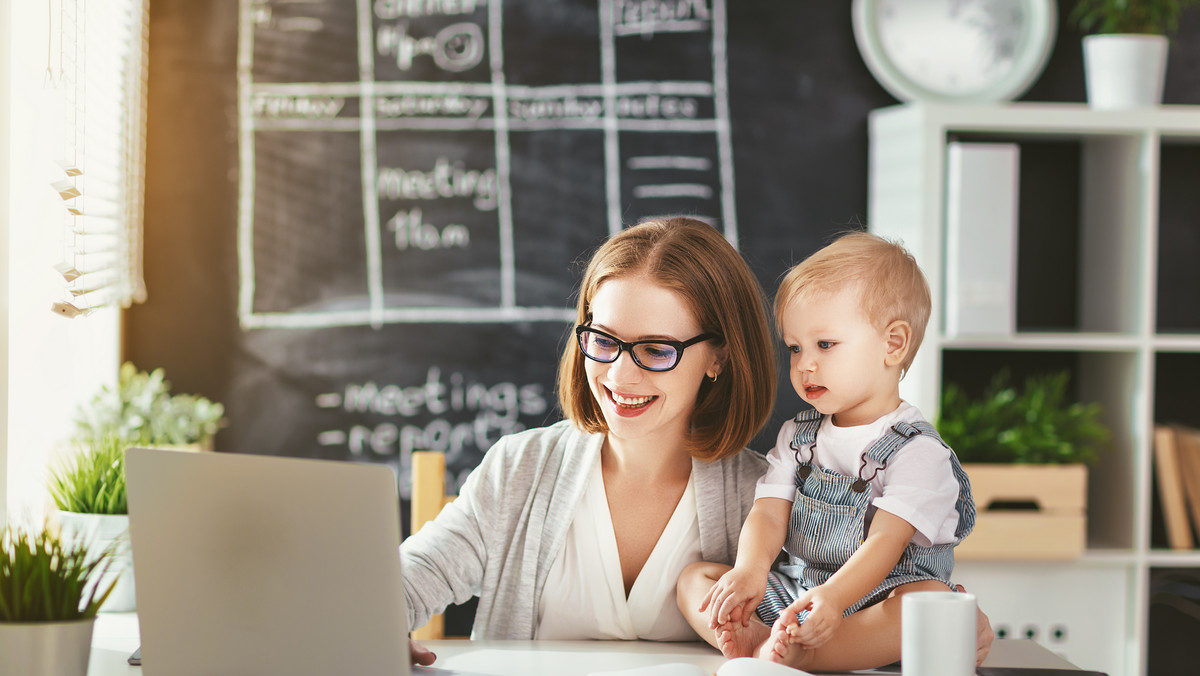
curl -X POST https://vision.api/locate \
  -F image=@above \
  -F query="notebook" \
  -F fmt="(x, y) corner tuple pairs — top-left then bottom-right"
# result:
(125, 447), (410, 676)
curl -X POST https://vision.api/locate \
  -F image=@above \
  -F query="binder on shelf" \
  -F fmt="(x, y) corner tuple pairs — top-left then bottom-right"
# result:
(944, 142), (1019, 338)
(1152, 425), (1193, 550)
(1171, 425), (1200, 542)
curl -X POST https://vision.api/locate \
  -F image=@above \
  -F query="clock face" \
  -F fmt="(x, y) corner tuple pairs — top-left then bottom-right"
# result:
(853, 0), (1057, 103)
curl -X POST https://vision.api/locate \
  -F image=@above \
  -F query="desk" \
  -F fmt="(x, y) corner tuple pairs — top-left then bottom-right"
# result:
(89, 613), (1082, 676)
(418, 638), (1081, 676)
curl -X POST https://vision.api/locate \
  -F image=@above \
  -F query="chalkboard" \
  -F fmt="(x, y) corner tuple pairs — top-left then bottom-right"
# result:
(229, 0), (761, 501)
(129, 1), (1200, 507)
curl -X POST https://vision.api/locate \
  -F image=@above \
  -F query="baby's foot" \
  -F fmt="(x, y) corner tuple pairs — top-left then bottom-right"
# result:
(715, 608), (769, 659)
(759, 622), (811, 667)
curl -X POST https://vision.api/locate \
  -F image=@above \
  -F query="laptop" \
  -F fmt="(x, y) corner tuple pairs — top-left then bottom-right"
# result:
(125, 447), (410, 676)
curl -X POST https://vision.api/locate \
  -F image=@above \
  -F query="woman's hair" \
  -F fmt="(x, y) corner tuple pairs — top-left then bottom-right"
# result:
(774, 231), (930, 376)
(557, 216), (776, 461)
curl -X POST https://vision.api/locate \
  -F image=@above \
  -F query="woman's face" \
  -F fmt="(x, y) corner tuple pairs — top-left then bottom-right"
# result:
(584, 275), (723, 450)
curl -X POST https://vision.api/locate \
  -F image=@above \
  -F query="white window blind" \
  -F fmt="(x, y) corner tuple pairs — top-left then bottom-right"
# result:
(49, 0), (149, 318)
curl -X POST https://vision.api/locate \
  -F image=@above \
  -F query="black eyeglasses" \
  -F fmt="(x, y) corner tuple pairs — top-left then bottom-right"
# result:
(575, 325), (717, 372)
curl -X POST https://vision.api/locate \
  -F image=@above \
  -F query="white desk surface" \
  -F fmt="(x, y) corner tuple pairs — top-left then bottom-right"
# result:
(89, 612), (1081, 676)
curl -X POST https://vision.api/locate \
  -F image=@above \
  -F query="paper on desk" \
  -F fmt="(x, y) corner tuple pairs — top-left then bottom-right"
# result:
(413, 665), (500, 676)
(589, 657), (814, 676)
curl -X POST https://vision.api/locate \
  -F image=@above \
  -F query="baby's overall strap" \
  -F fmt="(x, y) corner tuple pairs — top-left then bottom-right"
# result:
(864, 420), (977, 542)
(863, 420), (945, 466)
(789, 408), (824, 448)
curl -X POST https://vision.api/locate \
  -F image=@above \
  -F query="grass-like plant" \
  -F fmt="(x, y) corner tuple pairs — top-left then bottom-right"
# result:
(0, 523), (117, 622)
(48, 434), (128, 515)
(1071, 0), (1200, 35)
(937, 370), (1111, 465)
(74, 361), (224, 448)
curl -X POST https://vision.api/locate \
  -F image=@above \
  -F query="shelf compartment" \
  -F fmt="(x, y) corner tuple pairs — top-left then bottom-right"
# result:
(1156, 141), (1200, 333)
(940, 350), (1138, 552)
(1147, 568), (1200, 676)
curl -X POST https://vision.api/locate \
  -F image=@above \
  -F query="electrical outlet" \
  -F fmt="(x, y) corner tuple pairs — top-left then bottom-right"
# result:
(952, 562), (1126, 675)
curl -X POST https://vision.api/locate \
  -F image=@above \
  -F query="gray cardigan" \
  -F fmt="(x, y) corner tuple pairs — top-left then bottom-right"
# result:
(400, 419), (767, 639)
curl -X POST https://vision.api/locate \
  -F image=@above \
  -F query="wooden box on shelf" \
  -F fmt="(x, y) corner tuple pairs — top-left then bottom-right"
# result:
(957, 463), (1088, 560)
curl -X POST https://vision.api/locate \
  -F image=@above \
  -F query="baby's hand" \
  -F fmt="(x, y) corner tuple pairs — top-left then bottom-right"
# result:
(699, 567), (765, 628)
(780, 587), (843, 649)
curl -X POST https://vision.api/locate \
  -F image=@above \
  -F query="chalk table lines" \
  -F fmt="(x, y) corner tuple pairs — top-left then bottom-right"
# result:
(237, 0), (737, 330)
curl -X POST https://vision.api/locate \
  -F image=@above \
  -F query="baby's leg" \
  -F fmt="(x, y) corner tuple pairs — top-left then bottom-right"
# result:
(763, 580), (949, 671)
(675, 562), (770, 659)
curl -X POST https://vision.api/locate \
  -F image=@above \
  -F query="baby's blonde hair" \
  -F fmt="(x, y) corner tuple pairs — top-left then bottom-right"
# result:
(775, 231), (930, 375)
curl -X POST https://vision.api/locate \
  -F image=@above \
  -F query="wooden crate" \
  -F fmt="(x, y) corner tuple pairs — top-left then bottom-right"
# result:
(956, 463), (1088, 560)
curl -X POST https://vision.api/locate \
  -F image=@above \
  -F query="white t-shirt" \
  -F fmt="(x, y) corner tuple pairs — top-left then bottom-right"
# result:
(755, 402), (961, 548)
(537, 455), (701, 641)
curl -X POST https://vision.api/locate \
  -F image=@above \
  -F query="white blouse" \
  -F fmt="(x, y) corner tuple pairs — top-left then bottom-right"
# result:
(536, 454), (702, 641)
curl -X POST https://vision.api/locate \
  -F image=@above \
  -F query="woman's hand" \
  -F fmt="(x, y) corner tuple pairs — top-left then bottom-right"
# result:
(409, 639), (436, 666)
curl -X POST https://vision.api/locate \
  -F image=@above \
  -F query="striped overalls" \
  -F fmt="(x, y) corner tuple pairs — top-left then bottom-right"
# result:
(757, 408), (976, 626)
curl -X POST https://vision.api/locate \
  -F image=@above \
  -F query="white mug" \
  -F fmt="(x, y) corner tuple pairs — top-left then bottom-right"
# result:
(902, 590), (976, 676)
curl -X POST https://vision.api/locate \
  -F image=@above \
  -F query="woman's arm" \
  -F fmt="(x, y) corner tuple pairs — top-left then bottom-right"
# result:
(400, 472), (490, 630)
(401, 436), (528, 630)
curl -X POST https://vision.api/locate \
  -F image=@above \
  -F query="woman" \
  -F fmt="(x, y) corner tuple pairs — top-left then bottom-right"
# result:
(403, 217), (992, 668)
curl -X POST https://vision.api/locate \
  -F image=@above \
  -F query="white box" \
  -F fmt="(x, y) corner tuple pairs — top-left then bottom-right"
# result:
(944, 142), (1020, 337)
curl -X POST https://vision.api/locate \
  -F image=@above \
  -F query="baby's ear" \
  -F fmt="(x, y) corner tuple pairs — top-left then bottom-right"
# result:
(883, 320), (911, 367)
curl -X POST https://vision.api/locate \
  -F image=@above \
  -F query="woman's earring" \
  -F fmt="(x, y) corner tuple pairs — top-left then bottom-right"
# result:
(708, 372), (718, 383)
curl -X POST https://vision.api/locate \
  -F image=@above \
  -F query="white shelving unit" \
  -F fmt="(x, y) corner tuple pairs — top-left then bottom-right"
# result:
(866, 102), (1200, 676)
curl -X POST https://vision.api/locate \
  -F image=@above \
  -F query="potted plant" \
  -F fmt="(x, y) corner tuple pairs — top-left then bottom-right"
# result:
(0, 521), (117, 676)
(49, 433), (137, 612)
(937, 370), (1111, 560)
(73, 361), (225, 450)
(1071, 0), (1200, 109)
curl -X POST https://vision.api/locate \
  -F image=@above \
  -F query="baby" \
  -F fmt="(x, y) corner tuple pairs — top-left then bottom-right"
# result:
(677, 232), (975, 669)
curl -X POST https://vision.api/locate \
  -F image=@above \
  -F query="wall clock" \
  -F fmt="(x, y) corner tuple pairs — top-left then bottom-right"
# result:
(851, 0), (1057, 103)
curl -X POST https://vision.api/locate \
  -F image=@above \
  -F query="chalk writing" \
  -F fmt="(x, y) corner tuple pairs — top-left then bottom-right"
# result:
(614, 0), (711, 37)
(329, 367), (548, 419)
(376, 157), (498, 210)
(374, 0), (484, 19)
(376, 21), (486, 72)
(376, 94), (490, 120)
(316, 367), (550, 486)
(507, 96), (604, 122)
(387, 208), (470, 250)
(616, 94), (698, 119)
(253, 94), (347, 120)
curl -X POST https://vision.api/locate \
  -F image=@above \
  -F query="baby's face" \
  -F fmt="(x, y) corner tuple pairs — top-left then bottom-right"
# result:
(780, 287), (900, 427)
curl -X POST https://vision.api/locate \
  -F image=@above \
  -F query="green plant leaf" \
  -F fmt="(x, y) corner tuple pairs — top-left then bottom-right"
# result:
(1071, 0), (1200, 35)
(73, 361), (225, 448)
(937, 370), (1111, 465)
(48, 434), (129, 515)
(0, 522), (117, 622)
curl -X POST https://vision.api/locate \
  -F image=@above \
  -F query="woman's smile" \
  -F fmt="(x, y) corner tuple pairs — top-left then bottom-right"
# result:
(609, 388), (656, 408)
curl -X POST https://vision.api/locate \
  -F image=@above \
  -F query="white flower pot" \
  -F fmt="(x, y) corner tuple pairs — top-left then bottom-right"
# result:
(56, 512), (137, 612)
(1082, 34), (1169, 110)
(0, 618), (95, 676)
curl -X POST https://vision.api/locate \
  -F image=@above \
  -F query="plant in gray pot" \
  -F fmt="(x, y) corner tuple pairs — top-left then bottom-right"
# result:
(49, 434), (136, 612)
(0, 522), (117, 676)
(1071, 0), (1200, 108)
